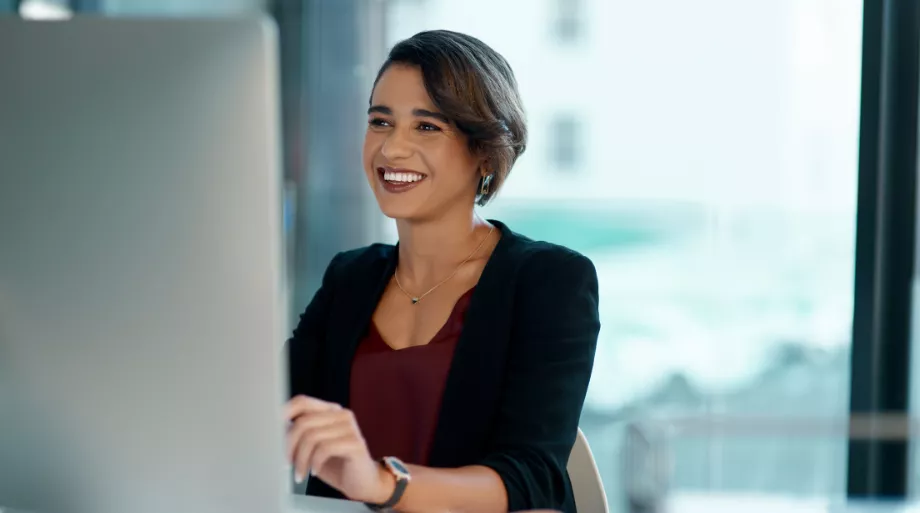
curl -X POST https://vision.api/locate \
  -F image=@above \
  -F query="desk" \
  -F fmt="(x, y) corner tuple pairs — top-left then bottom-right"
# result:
(0, 495), (367, 513)
(288, 494), (369, 513)
(10, 493), (915, 513)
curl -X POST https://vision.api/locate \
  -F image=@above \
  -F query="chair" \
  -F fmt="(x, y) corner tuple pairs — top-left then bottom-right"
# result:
(567, 428), (609, 513)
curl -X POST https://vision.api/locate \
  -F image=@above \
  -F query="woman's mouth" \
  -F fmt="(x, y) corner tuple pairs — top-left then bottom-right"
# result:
(377, 167), (427, 194)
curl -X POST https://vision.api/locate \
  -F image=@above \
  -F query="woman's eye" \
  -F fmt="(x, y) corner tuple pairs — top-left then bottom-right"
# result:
(418, 122), (441, 132)
(368, 117), (391, 128)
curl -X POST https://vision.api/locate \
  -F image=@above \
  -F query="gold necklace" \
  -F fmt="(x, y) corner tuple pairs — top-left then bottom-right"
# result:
(394, 224), (495, 305)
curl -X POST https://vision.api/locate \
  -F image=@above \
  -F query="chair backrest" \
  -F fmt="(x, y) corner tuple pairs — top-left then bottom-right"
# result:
(567, 428), (609, 513)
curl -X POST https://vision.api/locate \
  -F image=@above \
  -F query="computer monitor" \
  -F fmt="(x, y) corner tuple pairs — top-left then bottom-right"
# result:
(0, 16), (294, 513)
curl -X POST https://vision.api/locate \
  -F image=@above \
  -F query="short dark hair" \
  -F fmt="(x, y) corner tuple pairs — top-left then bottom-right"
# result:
(372, 30), (527, 205)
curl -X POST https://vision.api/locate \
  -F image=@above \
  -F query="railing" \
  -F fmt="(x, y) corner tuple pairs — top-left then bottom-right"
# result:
(619, 414), (920, 513)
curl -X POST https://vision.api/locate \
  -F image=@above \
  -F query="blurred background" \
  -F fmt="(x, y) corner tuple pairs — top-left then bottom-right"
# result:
(5, 0), (918, 511)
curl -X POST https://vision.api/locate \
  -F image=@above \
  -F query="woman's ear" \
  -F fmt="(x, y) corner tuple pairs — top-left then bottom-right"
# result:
(478, 155), (492, 177)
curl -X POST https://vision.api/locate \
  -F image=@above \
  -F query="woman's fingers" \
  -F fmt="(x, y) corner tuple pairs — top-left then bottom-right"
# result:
(309, 435), (365, 477)
(289, 409), (355, 481)
(286, 410), (342, 463)
(285, 395), (340, 422)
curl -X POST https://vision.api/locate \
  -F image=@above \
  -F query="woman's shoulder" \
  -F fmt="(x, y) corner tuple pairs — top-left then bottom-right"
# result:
(495, 222), (596, 281)
(316, 243), (395, 289)
(493, 224), (601, 335)
(327, 242), (395, 270)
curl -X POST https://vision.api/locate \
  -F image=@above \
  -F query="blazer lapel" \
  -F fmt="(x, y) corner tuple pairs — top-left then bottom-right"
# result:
(324, 245), (397, 407)
(428, 221), (522, 467)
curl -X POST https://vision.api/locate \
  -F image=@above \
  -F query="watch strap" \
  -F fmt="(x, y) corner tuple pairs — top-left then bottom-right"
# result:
(367, 476), (408, 511)
(365, 458), (409, 511)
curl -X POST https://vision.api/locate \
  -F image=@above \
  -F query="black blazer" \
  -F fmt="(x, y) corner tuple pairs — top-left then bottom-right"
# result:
(286, 220), (601, 513)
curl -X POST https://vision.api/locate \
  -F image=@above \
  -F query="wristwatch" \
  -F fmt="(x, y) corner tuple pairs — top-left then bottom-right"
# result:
(365, 456), (411, 511)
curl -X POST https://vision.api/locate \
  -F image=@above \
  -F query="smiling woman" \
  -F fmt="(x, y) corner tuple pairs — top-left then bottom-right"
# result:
(363, 31), (527, 220)
(285, 30), (600, 513)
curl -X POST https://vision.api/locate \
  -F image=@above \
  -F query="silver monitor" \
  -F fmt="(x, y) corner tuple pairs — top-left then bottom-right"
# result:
(0, 16), (298, 513)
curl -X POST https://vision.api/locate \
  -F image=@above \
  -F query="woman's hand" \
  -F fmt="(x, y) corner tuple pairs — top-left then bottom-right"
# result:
(285, 395), (394, 504)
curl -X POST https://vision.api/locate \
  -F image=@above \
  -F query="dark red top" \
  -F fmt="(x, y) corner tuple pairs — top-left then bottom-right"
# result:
(348, 288), (474, 465)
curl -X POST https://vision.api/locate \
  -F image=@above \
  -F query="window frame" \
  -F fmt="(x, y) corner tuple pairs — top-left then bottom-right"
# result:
(846, 0), (918, 499)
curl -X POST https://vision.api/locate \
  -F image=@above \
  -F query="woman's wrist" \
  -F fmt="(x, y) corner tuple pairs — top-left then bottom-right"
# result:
(362, 461), (397, 505)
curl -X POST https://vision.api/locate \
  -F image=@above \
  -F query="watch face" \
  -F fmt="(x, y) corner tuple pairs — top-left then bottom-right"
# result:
(384, 457), (411, 479)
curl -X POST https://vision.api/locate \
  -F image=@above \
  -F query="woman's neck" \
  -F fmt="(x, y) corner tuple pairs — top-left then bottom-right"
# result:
(394, 210), (492, 284)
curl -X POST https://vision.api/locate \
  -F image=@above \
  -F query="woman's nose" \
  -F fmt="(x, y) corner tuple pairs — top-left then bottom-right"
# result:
(380, 128), (413, 161)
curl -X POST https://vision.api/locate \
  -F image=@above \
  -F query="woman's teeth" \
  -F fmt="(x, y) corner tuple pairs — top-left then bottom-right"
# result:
(384, 172), (425, 183)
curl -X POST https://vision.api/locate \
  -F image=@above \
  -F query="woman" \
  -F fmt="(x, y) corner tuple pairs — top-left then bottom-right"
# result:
(285, 29), (600, 513)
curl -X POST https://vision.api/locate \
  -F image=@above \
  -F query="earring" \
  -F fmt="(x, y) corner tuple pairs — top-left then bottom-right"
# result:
(479, 174), (493, 196)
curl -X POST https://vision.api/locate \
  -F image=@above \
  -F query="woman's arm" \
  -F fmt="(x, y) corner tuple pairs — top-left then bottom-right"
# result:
(378, 464), (508, 513)
(286, 252), (343, 398)
(286, 396), (508, 513)
(476, 247), (600, 511)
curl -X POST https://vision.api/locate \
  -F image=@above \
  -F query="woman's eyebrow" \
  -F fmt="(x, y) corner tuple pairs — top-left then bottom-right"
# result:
(412, 108), (450, 124)
(367, 105), (450, 124)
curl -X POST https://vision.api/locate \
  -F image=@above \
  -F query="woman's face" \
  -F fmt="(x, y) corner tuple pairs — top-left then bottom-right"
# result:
(363, 64), (482, 221)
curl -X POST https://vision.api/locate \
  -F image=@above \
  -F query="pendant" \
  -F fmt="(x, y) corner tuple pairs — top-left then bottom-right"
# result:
(411, 297), (420, 304)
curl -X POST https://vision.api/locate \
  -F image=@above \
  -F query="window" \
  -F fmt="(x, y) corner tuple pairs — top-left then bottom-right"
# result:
(553, 0), (583, 43)
(18, 0), (72, 19)
(549, 114), (582, 170)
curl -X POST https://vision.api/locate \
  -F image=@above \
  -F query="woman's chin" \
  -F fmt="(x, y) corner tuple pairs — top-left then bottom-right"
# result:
(377, 202), (419, 221)
(374, 194), (428, 221)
